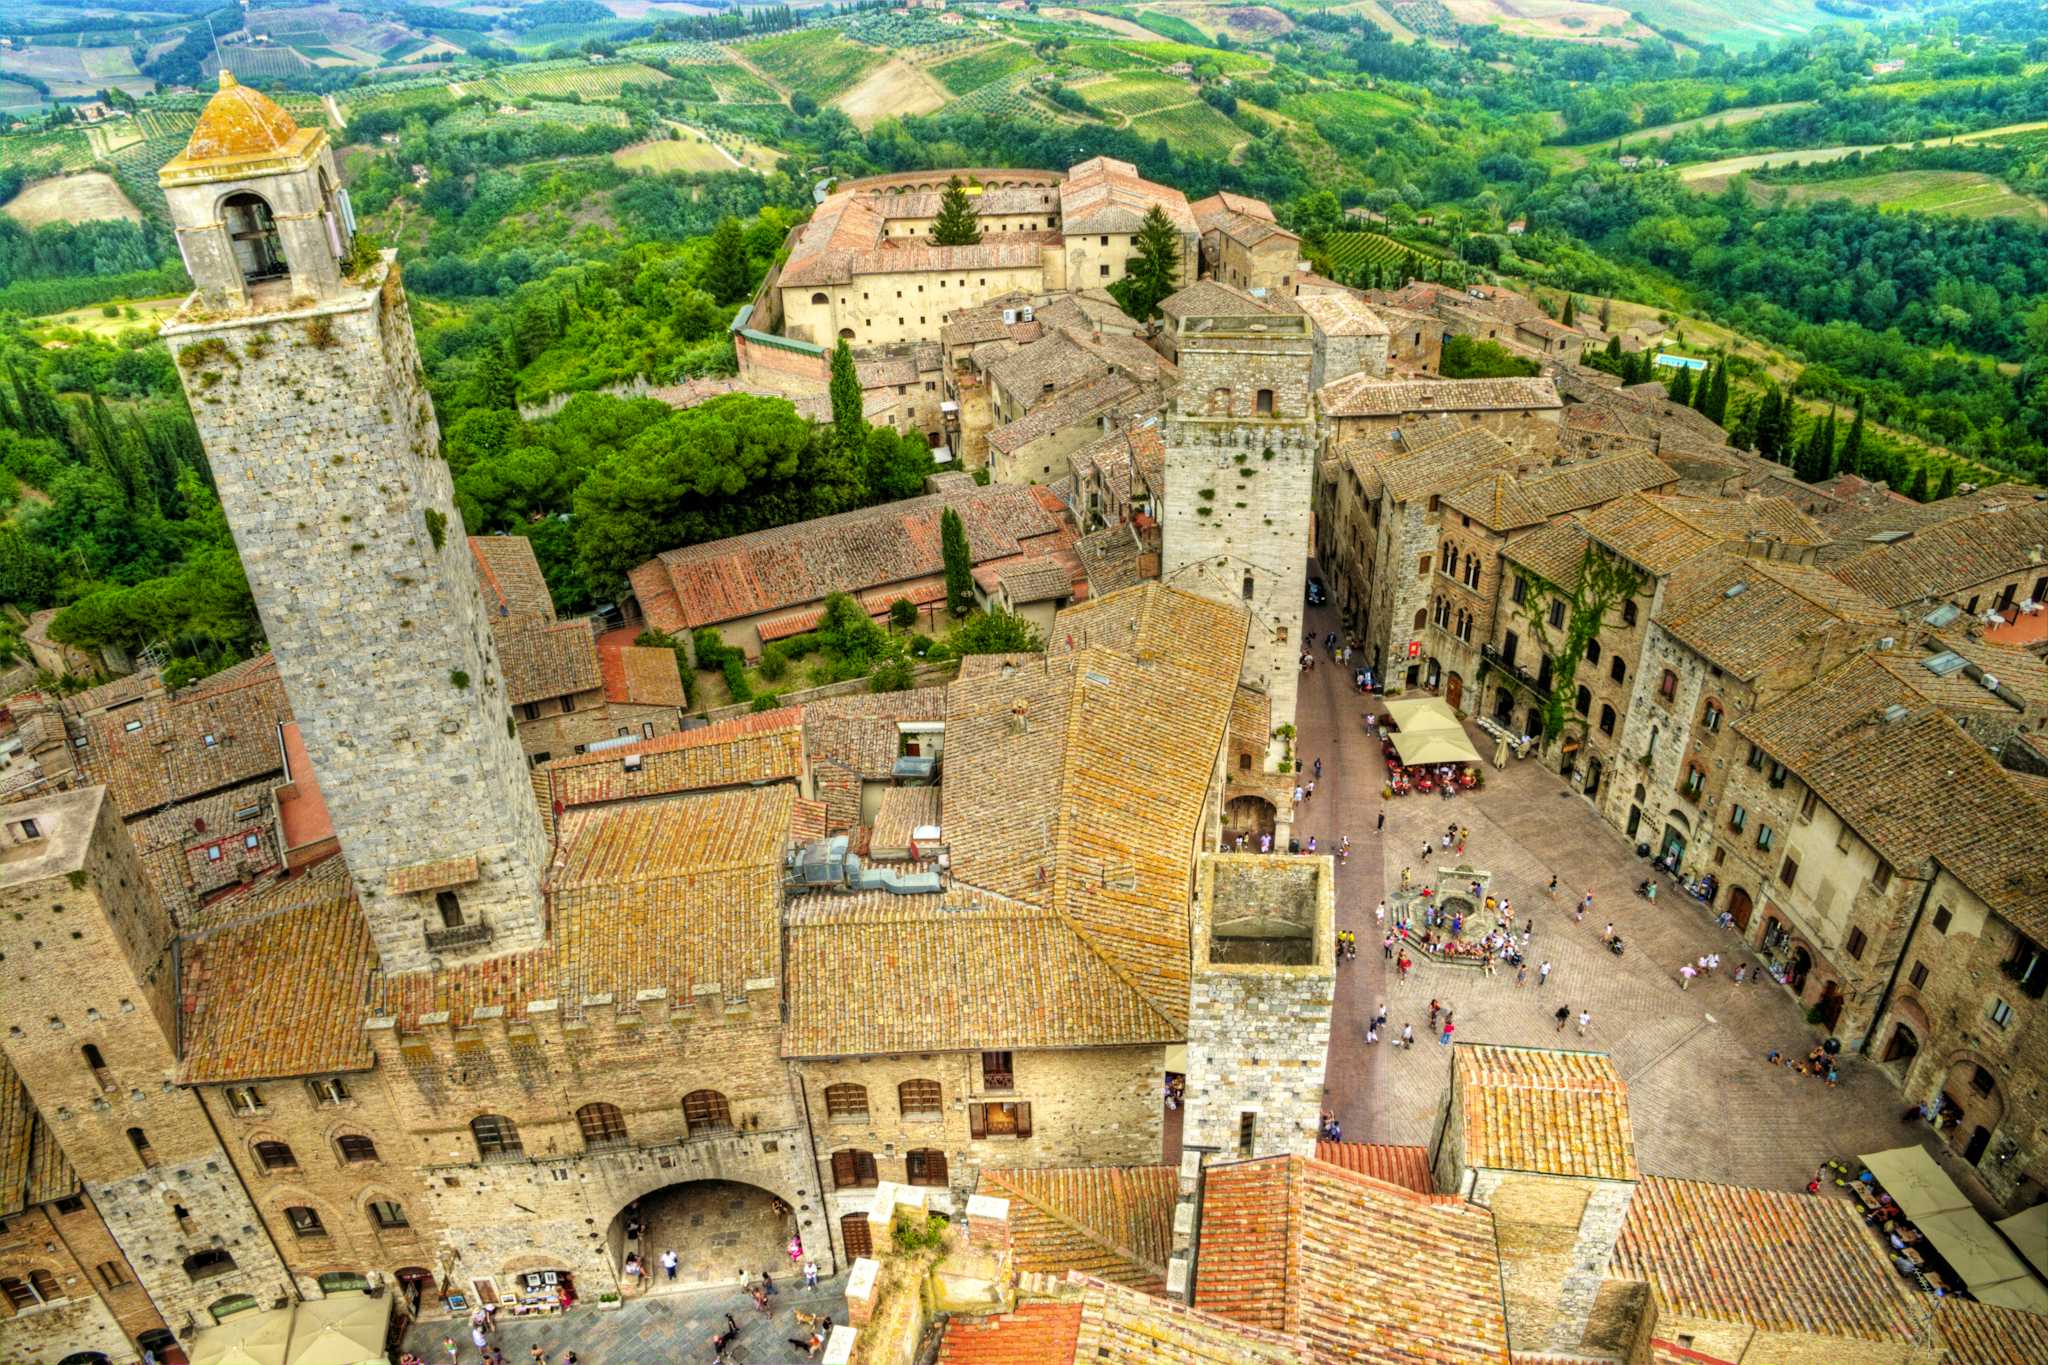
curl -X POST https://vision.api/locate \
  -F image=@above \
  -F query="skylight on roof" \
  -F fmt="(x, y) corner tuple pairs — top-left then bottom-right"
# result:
(1921, 652), (1968, 677)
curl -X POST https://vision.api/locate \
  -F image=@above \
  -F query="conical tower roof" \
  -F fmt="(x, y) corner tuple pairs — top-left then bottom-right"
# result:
(159, 70), (325, 187)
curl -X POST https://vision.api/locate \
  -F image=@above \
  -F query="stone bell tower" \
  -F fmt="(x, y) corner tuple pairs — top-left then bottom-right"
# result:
(158, 73), (548, 973)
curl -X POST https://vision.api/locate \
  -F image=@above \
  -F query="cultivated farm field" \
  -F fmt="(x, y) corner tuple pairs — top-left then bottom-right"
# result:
(1, 170), (140, 227)
(737, 30), (884, 104)
(1082, 72), (1198, 117)
(835, 59), (950, 128)
(0, 43), (153, 98)
(484, 60), (671, 101)
(930, 44), (1037, 97)
(1128, 102), (1246, 158)
(1757, 170), (2048, 222)
(1323, 231), (1429, 277)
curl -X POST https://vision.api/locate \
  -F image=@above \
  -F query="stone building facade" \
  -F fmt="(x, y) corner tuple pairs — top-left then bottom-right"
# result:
(160, 90), (549, 974)
(1160, 311), (1317, 762)
(0, 789), (293, 1341)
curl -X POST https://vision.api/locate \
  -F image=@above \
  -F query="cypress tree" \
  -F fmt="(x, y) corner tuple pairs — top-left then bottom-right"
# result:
(1755, 388), (1783, 462)
(1935, 464), (1956, 500)
(1818, 409), (1837, 481)
(1839, 399), (1865, 475)
(1704, 362), (1729, 425)
(929, 177), (981, 247)
(1603, 334), (1622, 361)
(1667, 365), (1693, 406)
(940, 506), (974, 617)
(1560, 295), (1576, 326)
(703, 216), (750, 306)
(1906, 464), (1930, 502)
(829, 337), (863, 452)
(1108, 204), (1184, 321)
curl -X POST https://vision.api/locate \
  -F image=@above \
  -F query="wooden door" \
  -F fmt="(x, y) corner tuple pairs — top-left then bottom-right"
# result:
(1728, 886), (1753, 933)
(841, 1212), (872, 1260)
(1445, 673), (1463, 710)
(472, 1278), (498, 1305)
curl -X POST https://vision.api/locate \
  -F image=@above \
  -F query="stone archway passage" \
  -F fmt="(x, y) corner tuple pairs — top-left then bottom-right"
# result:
(612, 1180), (796, 1293)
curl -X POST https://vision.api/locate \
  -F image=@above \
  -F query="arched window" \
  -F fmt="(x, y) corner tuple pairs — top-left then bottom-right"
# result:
(285, 1205), (325, 1238)
(683, 1090), (731, 1135)
(27, 1269), (57, 1302)
(184, 1249), (237, 1283)
(898, 1079), (942, 1119)
(1412, 608), (1427, 631)
(1610, 656), (1626, 685)
(838, 328), (855, 340)
(1, 1271), (60, 1308)
(253, 1140), (297, 1172)
(1585, 638), (1601, 664)
(470, 1114), (522, 1160)
(127, 1126), (154, 1165)
(1599, 704), (1616, 736)
(337, 1135), (378, 1165)
(1702, 700), (1723, 733)
(1575, 686), (1591, 717)
(1622, 599), (1638, 627)
(81, 1043), (106, 1071)
(811, 292), (829, 305)
(367, 1199), (408, 1230)
(220, 192), (286, 284)
(831, 1149), (878, 1189)
(905, 1149), (947, 1187)
(823, 1084), (868, 1120)
(576, 1102), (628, 1150)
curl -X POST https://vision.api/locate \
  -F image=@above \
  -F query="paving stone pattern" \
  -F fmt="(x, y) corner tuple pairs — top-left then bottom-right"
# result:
(402, 1275), (848, 1365)
(1291, 574), (1995, 1200)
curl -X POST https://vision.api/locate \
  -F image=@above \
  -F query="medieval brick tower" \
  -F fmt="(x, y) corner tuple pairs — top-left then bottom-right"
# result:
(0, 789), (292, 1338)
(1160, 309), (1317, 766)
(159, 74), (548, 973)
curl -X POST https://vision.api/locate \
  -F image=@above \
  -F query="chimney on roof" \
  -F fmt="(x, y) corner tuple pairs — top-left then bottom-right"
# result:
(1010, 699), (1029, 735)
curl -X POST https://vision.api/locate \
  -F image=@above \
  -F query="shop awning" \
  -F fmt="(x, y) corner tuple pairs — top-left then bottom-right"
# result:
(285, 1293), (393, 1365)
(1914, 1207), (2040, 1296)
(187, 1307), (293, 1365)
(1390, 727), (1482, 767)
(1972, 1274), (2048, 1314)
(1858, 1146), (1973, 1218)
(1995, 1202), (2048, 1283)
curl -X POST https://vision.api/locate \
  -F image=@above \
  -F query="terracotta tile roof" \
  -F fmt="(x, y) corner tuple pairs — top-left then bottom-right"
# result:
(1312, 1141), (1433, 1194)
(1192, 190), (1277, 227)
(1295, 289), (1390, 338)
(1502, 519), (1592, 589)
(1439, 472), (1547, 532)
(550, 786), (789, 1000)
(83, 654), (290, 818)
(1521, 453), (1679, 516)
(988, 334), (1111, 405)
(1643, 492), (1831, 549)
(0, 1055), (77, 1216)
(1318, 374), (1560, 418)
(1159, 279), (1280, 320)
(979, 1166), (1176, 1293)
(1867, 645), (2048, 719)
(1454, 1044), (1638, 1180)
(782, 886), (1179, 1055)
(804, 688), (947, 833)
(1934, 1297), (2048, 1365)
(469, 535), (558, 629)
(938, 1302), (1084, 1365)
(497, 619), (602, 705)
(1830, 496), (2048, 607)
(781, 182), (1066, 287)
(870, 784), (941, 853)
(1212, 210), (1299, 250)
(1075, 524), (1147, 597)
(178, 859), (376, 1082)
(994, 556), (1075, 605)
(390, 854), (478, 895)
(1379, 427), (1522, 505)
(630, 483), (1071, 632)
(597, 642), (686, 708)
(1061, 156), (1197, 236)
(1076, 1274), (1311, 1365)
(987, 374), (1147, 456)
(541, 708), (804, 811)
(1655, 556), (1892, 682)
(1614, 1175), (1931, 1347)
(1195, 1155), (1511, 1365)
(1573, 494), (1727, 576)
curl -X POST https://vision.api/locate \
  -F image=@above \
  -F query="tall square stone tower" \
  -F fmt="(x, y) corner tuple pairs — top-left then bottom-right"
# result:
(0, 789), (292, 1337)
(158, 74), (547, 972)
(1168, 852), (1334, 1297)
(1160, 311), (1316, 765)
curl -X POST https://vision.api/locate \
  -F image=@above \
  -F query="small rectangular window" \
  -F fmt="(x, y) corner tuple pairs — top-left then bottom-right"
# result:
(1846, 927), (1867, 960)
(1933, 906), (1952, 934)
(1909, 962), (1928, 990)
(1728, 804), (1746, 833)
(1237, 1111), (1256, 1158)
(1780, 857), (1798, 888)
(1873, 862), (1892, 893)
(1757, 825), (1775, 853)
(1989, 999), (2013, 1028)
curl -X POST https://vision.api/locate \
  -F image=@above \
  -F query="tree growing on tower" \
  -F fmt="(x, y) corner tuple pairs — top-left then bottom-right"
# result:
(829, 338), (863, 452)
(940, 506), (974, 617)
(1108, 204), (1183, 321)
(930, 177), (981, 247)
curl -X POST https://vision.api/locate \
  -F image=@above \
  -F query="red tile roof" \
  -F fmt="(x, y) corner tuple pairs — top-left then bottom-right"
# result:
(938, 1302), (1083, 1365)
(1312, 1141), (1433, 1194)
(1195, 1155), (1510, 1365)
(1455, 1044), (1639, 1181)
(978, 1166), (1176, 1294)
(541, 708), (804, 811)
(597, 642), (685, 708)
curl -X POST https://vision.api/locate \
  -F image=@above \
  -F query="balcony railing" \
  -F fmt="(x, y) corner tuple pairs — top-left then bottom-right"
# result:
(1481, 644), (1551, 701)
(424, 922), (493, 953)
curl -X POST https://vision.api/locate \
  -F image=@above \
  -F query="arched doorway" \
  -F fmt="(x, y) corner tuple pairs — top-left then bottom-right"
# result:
(1492, 687), (1513, 726)
(1727, 886), (1753, 933)
(1815, 980), (1843, 1031)
(1425, 657), (1442, 690)
(221, 191), (286, 283)
(1788, 946), (1812, 992)
(1883, 1023), (1920, 1066)
(1584, 756), (1603, 799)
(1964, 1126), (1994, 1165)
(1225, 795), (1277, 845)
(1445, 672), (1463, 710)
(608, 1181), (797, 1293)
(1940, 1059), (2005, 1167)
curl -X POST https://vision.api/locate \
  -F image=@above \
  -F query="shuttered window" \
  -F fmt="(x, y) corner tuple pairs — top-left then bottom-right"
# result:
(967, 1102), (1032, 1139)
(831, 1150), (878, 1189)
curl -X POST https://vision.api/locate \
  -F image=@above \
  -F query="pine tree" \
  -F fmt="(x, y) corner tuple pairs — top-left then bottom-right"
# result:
(1906, 464), (1931, 502)
(1703, 362), (1729, 425)
(1107, 204), (1183, 321)
(1839, 399), (1865, 475)
(1667, 365), (1693, 406)
(929, 177), (981, 247)
(476, 348), (519, 411)
(1560, 295), (1576, 327)
(1935, 464), (1956, 500)
(703, 216), (750, 306)
(940, 506), (974, 617)
(829, 337), (863, 452)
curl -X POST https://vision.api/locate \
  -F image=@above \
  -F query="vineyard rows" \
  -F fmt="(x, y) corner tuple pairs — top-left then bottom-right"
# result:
(944, 77), (1032, 120)
(1324, 232), (1426, 276)
(824, 11), (959, 47)
(0, 127), (92, 173)
(481, 61), (671, 101)
(623, 41), (727, 64)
